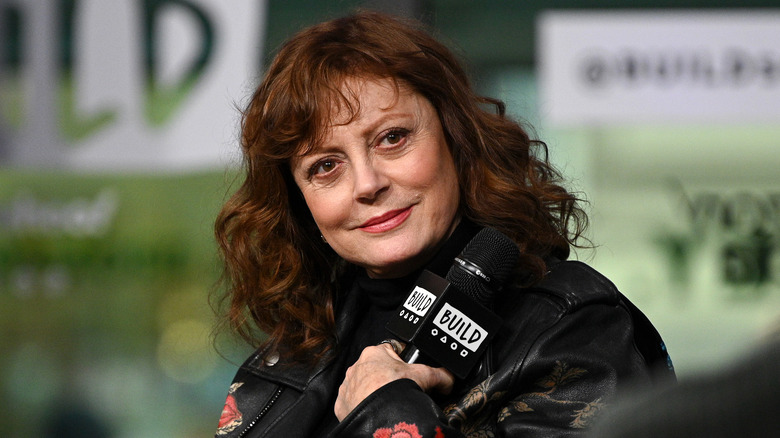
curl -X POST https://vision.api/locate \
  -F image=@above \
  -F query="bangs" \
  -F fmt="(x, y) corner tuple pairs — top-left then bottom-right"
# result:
(292, 72), (400, 157)
(252, 11), (430, 163)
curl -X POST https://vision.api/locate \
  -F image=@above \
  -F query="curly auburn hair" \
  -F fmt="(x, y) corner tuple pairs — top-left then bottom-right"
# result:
(214, 11), (588, 363)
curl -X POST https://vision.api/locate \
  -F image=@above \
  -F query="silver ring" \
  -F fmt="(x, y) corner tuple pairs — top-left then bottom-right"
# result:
(379, 339), (403, 356)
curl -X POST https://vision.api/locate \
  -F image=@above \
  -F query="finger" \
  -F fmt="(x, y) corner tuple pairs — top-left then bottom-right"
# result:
(357, 344), (401, 363)
(378, 339), (406, 357)
(334, 389), (349, 421)
(406, 363), (455, 395)
(432, 367), (455, 394)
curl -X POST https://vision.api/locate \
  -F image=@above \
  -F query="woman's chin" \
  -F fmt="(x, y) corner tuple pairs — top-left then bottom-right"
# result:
(361, 252), (429, 279)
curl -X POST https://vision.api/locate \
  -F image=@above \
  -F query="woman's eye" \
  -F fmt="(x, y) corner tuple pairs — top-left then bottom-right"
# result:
(380, 129), (409, 146)
(385, 132), (403, 144)
(311, 159), (337, 177)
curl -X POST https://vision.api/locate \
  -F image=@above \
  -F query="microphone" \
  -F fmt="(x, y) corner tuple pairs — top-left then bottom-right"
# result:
(385, 227), (520, 379)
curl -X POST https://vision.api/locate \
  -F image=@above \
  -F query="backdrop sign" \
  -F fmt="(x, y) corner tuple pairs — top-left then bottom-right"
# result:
(537, 11), (780, 126)
(1, 0), (266, 170)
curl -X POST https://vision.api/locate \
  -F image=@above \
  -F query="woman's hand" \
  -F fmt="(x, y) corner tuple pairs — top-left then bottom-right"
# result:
(334, 342), (454, 421)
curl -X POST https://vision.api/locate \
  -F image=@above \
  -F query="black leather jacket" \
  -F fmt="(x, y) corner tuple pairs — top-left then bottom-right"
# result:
(215, 260), (674, 437)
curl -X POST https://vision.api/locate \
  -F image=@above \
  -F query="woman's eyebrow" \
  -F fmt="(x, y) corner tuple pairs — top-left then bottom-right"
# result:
(357, 111), (415, 139)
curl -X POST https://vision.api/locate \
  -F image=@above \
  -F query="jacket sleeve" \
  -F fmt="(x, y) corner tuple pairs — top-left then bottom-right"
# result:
(329, 301), (655, 438)
(491, 302), (652, 437)
(329, 378), (462, 438)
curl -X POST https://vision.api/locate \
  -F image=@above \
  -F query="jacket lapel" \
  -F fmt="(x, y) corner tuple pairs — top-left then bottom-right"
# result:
(218, 278), (362, 437)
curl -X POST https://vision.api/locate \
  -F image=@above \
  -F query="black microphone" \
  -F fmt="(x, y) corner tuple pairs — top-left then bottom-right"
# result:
(385, 227), (520, 379)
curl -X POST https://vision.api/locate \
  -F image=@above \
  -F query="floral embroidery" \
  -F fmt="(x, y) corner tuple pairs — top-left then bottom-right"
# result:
(498, 361), (606, 429)
(571, 398), (606, 428)
(535, 360), (587, 389)
(444, 375), (506, 437)
(373, 422), (423, 438)
(497, 401), (533, 422)
(216, 382), (244, 435)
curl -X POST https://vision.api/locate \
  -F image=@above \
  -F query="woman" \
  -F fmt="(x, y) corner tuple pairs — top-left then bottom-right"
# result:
(213, 11), (674, 438)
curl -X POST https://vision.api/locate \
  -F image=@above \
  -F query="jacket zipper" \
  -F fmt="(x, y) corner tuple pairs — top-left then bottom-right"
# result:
(237, 386), (284, 438)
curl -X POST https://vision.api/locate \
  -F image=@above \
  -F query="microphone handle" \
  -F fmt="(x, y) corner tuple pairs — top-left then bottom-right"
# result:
(400, 345), (423, 363)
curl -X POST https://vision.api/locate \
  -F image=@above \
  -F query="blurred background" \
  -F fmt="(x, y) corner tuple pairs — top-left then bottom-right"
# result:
(2, 1), (779, 437)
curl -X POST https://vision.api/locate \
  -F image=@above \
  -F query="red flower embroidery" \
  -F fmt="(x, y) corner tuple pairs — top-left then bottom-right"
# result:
(217, 383), (244, 435)
(373, 422), (423, 438)
(435, 426), (445, 438)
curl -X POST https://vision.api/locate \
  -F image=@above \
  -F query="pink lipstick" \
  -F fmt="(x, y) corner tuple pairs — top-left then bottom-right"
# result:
(359, 207), (413, 233)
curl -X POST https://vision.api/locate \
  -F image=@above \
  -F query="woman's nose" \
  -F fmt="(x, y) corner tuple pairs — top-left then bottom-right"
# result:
(352, 160), (390, 202)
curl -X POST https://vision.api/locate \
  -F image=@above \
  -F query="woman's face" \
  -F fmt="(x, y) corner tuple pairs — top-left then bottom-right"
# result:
(291, 77), (460, 278)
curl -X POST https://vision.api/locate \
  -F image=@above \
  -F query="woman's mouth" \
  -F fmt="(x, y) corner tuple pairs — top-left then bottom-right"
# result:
(359, 207), (413, 233)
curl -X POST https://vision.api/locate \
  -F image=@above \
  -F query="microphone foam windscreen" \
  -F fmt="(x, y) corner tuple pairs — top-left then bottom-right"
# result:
(446, 227), (520, 306)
